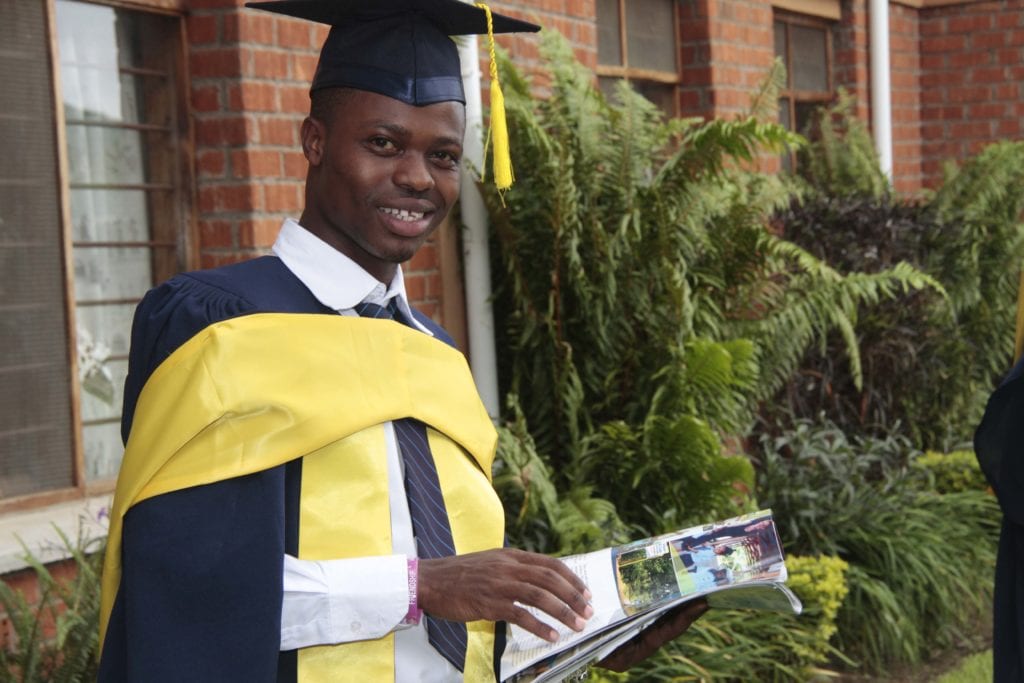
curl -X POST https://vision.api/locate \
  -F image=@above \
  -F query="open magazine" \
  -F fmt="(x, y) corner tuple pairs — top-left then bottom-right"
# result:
(500, 509), (802, 682)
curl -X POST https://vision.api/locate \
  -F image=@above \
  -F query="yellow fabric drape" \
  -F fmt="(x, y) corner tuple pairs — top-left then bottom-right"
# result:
(100, 314), (503, 678)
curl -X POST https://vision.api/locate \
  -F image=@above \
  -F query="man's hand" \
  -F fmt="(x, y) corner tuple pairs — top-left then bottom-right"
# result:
(597, 599), (708, 672)
(418, 548), (594, 642)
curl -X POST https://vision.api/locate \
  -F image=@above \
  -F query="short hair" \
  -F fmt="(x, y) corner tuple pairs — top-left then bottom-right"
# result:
(309, 87), (359, 127)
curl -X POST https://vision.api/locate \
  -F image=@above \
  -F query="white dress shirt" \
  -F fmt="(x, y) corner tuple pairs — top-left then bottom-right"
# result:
(274, 218), (461, 682)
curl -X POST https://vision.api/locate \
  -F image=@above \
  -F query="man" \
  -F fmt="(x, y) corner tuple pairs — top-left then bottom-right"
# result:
(97, 2), (705, 680)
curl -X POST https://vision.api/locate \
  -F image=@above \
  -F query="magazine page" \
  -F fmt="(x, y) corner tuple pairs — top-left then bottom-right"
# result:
(501, 509), (801, 681)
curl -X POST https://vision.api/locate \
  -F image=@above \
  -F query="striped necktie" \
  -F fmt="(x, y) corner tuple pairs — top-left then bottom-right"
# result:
(354, 300), (469, 672)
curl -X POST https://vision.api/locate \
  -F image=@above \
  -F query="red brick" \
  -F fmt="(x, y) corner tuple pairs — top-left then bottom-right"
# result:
(198, 219), (234, 248)
(424, 272), (443, 298)
(263, 183), (303, 212)
(921, 35), (966, 53)
(995, 82), (1019, 100)
(973, 31), (1008, 50)
(283, 151), (309, 179)
(998, 47), (1023, 66)
(187, 0), (246, 9)
(258, 117), (300, 146)
(948, 86), (991, 104)
(195, 115), (250, 146)
(405, 274), (427, 301)
(968, 102), (1007, 119)
(200, 252), (253, 269)
(187, 14), (219, 45)
(996, 12), (1024, 30)
(191, 48), (244, 79)
(407, 242), (438, 271)
(416, 301), (439, 319)
(950, 121), (992, 139)
(280, 85), (311, 115)
(2, 568), (40, 604)
(196, 150), (226, 178)
(198, 184), (259, 213)
(921, 69), (963, 87)
(949, 13), (994, 33)
(231, 149), (280, 178)
(238, 218), (282, 247)
(224, 12), (275, 44)
(277, 17), (316, 48)
(192, 85), (222, 113)
(973, 66), (1009, 83)
(919, 18), (947, 37)
(228, 81), (279, 112)
(997, 118), (1021, 137)
(292, 53), (320, 82)
(249, 48), (290, 79)
(948, 50), (990, 69)
(919, 53), (946, 70)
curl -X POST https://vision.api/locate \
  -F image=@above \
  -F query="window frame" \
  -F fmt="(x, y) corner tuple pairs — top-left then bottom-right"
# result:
(0, 0), (196, 515)
(595, 0), (682, 117)
(774, 10), (836, 168)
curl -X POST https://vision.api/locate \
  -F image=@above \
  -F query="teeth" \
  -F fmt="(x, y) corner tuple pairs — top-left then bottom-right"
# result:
(380, 207), (425, 222)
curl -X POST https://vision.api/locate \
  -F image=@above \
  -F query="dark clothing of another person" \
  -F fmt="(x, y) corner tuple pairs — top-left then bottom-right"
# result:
(975, 356), (1024, 682)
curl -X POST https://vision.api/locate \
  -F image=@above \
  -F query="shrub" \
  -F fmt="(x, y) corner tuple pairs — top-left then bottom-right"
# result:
(910, 450), (990, 494)
(777, 96), (1024, 450)
(621, 554), (849, 681)
(0, 525), (103, 683)
(756, 419), (1000, 673)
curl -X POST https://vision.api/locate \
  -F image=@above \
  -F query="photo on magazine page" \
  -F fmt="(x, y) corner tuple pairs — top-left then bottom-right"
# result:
(613, 509), (786, 616)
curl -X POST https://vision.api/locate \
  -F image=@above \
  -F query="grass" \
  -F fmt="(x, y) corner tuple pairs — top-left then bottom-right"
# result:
(936, 650), (992, 683)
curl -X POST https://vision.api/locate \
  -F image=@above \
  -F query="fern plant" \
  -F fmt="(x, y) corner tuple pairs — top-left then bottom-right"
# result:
(481, 32), (936, 552)
(0, 525), (103, 683)
(776, 94), (1024, 447)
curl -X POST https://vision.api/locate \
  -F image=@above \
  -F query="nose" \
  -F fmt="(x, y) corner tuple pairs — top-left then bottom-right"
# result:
(393, 154), (435, 194)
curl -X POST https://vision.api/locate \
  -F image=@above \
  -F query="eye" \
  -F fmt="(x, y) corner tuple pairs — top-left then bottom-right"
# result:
(431, 150), (461, 170)
(368, 136), (397, 153)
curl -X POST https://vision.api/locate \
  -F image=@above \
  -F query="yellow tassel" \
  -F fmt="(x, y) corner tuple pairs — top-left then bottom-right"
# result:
(476, 2), (514, 194)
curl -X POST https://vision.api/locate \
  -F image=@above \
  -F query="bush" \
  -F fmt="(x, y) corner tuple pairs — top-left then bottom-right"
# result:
(756, 419), (999, 673)
(620, 554), (849, 682)
(777, 97), (1024, 450)
(0, 525), (103, 683)
(910, 450), (990, 494)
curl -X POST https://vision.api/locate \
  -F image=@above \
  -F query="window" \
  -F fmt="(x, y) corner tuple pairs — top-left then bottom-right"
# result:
(0, 0), (192, 509)
(774, 12), (834, 169)
(596, 0), (680, 116)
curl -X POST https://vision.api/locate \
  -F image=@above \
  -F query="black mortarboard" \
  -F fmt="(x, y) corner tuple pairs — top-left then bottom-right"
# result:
(245, 0), (540, 105)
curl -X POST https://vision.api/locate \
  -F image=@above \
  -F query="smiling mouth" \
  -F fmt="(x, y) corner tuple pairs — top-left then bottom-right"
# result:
(379, 207), (426, 222)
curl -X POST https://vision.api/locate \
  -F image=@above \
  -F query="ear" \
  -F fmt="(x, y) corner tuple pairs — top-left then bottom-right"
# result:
(301, 117), (326, 166)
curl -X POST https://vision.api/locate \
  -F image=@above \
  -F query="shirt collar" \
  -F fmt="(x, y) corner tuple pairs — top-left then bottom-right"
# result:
(271, 218), (431, 335)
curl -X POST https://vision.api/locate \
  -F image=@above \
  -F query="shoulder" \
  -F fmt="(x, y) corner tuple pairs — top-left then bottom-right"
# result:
(408, 308), (457, 349)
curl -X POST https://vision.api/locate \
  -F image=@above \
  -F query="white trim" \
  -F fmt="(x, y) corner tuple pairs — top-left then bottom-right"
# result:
(0, 495), (110, 575)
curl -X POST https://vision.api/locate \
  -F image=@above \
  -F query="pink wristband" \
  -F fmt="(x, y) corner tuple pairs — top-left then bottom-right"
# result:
(403, 557), (423, 626)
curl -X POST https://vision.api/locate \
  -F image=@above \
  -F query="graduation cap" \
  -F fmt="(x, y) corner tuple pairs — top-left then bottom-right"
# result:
(246, 0), (542, 192)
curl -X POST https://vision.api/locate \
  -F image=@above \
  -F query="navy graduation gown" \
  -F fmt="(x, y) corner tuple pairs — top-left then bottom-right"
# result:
(99, 256), (454, 683)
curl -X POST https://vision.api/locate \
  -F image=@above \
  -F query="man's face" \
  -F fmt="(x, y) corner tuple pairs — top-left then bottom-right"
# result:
(301, 90), (465, 283)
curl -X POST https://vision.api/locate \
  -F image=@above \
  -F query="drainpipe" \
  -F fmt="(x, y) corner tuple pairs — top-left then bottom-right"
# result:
(870, 0), (894, 180)
(458, 35), (501, 420)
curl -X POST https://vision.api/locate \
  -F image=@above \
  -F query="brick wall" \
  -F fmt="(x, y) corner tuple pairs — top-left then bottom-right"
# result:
(890, 2), (923, 192)
(918, 1), (1024, 187)
(0, 559), (77, 653)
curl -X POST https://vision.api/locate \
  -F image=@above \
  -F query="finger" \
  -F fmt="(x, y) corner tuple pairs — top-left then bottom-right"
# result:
(517, 563), (593, 620)
(507, 603), (561, 643)
(509, 582), (589, 633)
